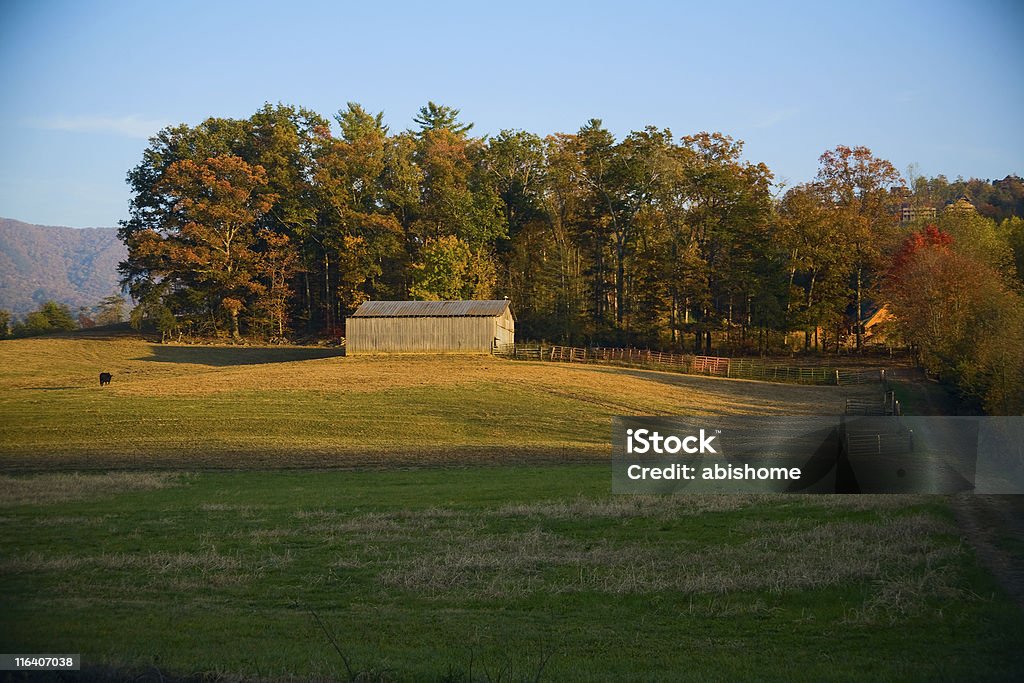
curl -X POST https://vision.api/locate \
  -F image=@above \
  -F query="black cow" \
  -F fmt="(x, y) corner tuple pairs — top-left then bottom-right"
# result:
(99, 372), (112, 386)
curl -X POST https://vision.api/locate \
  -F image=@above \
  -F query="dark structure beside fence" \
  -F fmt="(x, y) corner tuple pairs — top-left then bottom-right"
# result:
(494, 343), (885, 386)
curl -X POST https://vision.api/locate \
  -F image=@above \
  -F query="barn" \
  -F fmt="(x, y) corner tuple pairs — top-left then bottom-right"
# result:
(345, 300), (514, 354)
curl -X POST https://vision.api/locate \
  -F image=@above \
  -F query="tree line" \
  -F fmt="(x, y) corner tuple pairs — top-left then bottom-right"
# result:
(110, 102), (1023, 409)
(0, 296), (125, 339)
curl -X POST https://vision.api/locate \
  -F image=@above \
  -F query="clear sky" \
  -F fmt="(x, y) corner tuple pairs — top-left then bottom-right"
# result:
(1, 0), (1021, 228)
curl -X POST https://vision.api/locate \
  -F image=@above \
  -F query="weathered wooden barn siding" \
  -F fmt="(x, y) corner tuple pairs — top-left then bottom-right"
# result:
(347, 316), (509, 353)
(495, 308), (514, 346)
(346, 300), (515, 354)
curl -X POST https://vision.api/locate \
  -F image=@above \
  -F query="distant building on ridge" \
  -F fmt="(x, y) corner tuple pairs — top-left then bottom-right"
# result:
(899, 203), (937, 224)
(944, 197), (977, 215)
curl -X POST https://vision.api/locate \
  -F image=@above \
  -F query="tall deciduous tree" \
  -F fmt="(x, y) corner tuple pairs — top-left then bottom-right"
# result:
(815, 145), (902, 350)
(129, 155), (276, 339)
(312, 103), (406, 328)
(673, 133), (774, 353)
(777, 184), (854, 350)
(485, 130), (552, 333)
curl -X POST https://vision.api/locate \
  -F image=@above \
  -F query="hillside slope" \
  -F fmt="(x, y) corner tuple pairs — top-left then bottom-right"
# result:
(0, 335), (881, 469)
(0, 217), (126, 315)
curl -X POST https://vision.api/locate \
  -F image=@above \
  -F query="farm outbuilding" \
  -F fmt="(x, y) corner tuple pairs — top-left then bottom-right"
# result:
(345, 300), (514, 354)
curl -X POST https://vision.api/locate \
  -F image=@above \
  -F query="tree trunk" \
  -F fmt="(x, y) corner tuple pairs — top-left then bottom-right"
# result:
(323, 252), (332, 333)
(855, 266), (863, 351)
(670, 292), (677, 345)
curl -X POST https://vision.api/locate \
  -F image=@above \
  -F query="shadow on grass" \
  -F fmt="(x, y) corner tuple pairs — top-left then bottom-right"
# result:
(889, 378), (975, 416)
(138, 345), (346, 367)
(590, 366), (735, 391)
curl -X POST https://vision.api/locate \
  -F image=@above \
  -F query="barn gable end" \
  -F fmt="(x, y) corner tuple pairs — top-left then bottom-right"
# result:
(345, 300), (514, 354)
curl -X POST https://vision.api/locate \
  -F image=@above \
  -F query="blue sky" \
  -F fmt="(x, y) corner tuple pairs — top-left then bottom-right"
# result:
(1, 0), (1021, 228)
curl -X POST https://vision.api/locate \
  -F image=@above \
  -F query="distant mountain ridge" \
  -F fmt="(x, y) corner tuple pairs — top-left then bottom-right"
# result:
(0, 218), (127, 315)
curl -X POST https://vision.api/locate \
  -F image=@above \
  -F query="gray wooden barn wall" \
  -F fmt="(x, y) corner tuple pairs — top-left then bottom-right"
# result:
(347, 312), (514, 353)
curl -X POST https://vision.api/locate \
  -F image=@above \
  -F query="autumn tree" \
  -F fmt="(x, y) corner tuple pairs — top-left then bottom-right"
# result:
(243, 104), (328, 330)
(814, 145), (902, 350)
(529, 133), (589, 342)
(777, 184), (855, 350)
(127, 155), (276, 339)
(120, 115), (255, 332)
(252, 229), (298, 337)
(311, 103), (406, 329)
(409, 235), (495, 300)
(936, 200), (1016, 277)
(485, 129), (553, 333)
(411, 126), (505, 248)
(885, 222), (1024, 414)
(570, 119), (618, 333)
(405, 103), (506, 315)
(670, 133), (774, 353)
(607, 126), (673, 334)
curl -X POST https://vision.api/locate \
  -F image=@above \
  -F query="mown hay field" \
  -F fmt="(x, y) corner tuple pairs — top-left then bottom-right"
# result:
(0, 334), (878, 469)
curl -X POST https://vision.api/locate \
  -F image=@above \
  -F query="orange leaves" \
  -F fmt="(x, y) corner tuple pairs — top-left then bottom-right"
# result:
(890, 224), (954, 282)
(220, 297), (244, 315)
(159, 155), (278, 225)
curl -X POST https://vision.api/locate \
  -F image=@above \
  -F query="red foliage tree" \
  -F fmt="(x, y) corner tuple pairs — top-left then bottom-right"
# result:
(889, 224), (954, 282)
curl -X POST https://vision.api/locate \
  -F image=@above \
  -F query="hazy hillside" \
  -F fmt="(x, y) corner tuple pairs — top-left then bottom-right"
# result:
(0, 217), (127, 315)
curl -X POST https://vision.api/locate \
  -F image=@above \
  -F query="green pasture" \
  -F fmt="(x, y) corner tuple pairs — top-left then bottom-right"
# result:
(1, 468), (1022, 682)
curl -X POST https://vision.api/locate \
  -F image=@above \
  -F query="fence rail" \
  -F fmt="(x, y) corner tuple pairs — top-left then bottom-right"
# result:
(845, 391), (901, 416)
(845, 431), (914, 456)
(494, 343), (886, 387)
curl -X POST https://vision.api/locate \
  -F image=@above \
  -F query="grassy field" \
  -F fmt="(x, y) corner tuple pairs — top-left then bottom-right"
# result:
(1, 333), (1021, 681)
(0, 334), (878, 469)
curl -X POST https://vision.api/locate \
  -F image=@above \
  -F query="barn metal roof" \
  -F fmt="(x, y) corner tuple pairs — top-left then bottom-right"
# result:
(349, 300), (511, 318)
